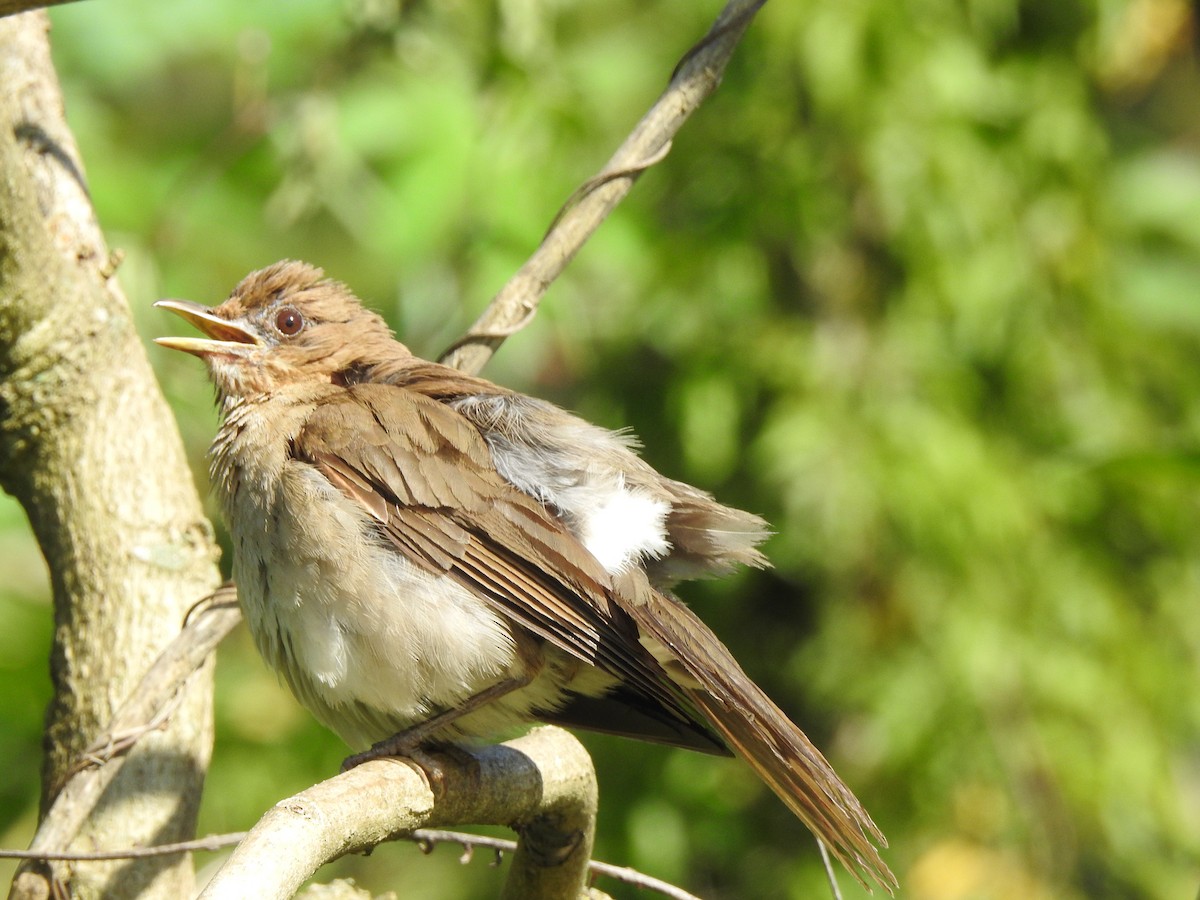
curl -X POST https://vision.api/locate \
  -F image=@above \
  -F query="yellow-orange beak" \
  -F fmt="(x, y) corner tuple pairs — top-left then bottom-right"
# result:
(154, 299), (262, 358)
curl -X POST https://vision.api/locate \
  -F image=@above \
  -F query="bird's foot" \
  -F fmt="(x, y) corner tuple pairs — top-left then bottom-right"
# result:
(342, 727), (430, 770)
(341, 677), (529, 782)
(342, 735), (453, 795)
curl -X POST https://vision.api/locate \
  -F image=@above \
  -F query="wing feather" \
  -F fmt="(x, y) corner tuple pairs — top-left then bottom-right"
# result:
(292, 383), (712, 743)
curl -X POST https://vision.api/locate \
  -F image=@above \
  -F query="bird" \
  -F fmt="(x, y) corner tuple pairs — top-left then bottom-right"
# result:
(155, 259), (894, 891)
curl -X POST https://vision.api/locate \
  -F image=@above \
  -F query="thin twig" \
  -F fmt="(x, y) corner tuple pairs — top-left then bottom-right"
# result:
(408, 830), (705, 900)
(0, 828), (704, 900)
(439, 0), (769, 375)
(818, 838), (845, 900)
(0, 833), (248, 861)
(63, 690), (185, 779)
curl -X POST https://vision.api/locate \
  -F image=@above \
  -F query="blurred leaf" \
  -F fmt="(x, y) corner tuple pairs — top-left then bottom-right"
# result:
(3, 0), (1193, 897)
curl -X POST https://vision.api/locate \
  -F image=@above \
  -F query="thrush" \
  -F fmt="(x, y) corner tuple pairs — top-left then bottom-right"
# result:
(156, 260), (894, 891)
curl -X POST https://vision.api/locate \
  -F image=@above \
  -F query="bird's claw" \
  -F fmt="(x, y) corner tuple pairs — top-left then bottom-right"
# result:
(341, 738), (451, 796)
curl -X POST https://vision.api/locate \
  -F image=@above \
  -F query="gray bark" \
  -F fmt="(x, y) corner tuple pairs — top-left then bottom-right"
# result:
(0, 12), (221, 899)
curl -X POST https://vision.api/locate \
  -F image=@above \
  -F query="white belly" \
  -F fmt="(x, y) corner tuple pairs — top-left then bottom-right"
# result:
(231, 463), (540, 747)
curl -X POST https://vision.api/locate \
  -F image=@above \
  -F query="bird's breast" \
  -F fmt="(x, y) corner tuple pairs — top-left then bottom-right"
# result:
(212, 405), (531, 746)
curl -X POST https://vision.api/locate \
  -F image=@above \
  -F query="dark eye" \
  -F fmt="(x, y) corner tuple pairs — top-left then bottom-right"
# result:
(275, 307), (304, 336)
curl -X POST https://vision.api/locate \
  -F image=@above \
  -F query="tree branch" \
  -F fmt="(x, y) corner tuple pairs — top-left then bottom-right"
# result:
(408, 830), (702, 900)
(199, 727), (600, 900)
(0, 12), (223, 899)
(439, 0), (767, 374)
(11, 588), (239, 883)
(0, 827), (703, 900)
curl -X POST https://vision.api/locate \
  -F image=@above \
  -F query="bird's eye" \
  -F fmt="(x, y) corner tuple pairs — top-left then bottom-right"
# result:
(275, 307), (304, 336)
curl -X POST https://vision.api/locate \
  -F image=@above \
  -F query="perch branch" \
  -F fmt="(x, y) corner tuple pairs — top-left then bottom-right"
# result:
(199, 727), (599, 900)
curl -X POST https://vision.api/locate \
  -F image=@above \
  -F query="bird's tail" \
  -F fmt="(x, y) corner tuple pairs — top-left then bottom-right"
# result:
(687, 684), (894, 893)
(621, 582), (897, 894)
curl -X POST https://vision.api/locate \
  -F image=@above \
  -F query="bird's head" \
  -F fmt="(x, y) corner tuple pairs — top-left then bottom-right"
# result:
(155, 260), (406, 402)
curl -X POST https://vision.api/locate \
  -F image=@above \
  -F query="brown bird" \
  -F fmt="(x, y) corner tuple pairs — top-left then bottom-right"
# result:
(156, 260), (894, 891)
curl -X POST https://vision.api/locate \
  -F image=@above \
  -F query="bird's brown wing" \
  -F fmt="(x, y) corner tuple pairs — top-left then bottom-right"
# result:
(363, 360), (773, 584)
(289, 383), (724, 752)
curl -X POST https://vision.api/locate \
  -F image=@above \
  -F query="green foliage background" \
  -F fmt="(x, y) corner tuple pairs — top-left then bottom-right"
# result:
(0, 0), (1197, 897)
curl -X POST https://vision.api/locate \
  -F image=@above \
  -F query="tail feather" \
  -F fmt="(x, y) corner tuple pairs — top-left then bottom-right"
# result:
(688, 687), (894, 892)
(618, 574), (896, 893)
(649, 477), (772, 583)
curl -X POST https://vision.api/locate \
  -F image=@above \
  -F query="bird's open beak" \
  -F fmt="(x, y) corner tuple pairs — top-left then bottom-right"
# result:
(154, 299), (262, 359)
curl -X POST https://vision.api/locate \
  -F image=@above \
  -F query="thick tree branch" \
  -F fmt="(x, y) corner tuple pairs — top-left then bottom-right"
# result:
(199, 727), (601, 900)
(439, 0), (767, 374)
(0, 11), (222, 900)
